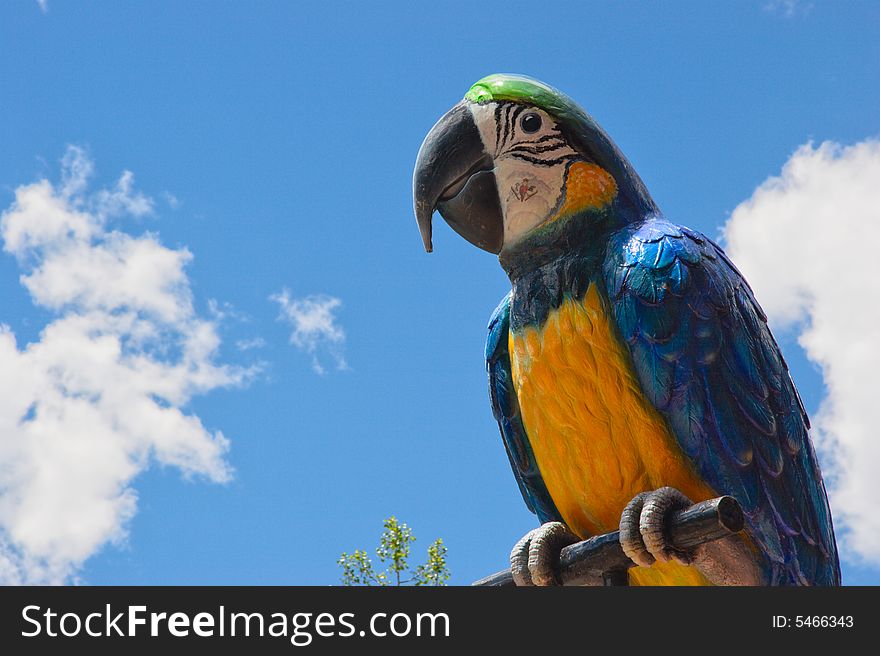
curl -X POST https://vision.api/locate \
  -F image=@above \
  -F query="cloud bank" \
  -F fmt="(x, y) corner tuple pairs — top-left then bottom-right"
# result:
(271, 289), (346, 374)
(723, 139), (880, 567)
(0, 146), (245, 584)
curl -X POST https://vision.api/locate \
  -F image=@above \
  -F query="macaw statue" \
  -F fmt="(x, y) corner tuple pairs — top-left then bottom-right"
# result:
(412, 74), (839, 585)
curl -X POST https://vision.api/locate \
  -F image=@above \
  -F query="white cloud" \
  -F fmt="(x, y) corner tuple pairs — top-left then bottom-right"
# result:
(764, 0), (813, 18)
(236, 337), (266, 352)
(0, 146), (247, 584)
(271, 289), (346, 374)
(163, 192), (180, 210)
(36, 0), (48, 15)
(723, 139), (880, 567)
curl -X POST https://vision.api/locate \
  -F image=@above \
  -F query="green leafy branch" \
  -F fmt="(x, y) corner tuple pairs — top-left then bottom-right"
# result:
(337, 516), (450, 586)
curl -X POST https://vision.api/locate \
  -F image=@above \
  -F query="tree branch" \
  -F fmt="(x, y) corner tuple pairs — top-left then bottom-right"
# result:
(471, 495), (744, 586)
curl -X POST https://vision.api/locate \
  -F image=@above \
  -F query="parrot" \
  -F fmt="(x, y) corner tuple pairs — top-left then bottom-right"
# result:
(412, 74), (840, 586)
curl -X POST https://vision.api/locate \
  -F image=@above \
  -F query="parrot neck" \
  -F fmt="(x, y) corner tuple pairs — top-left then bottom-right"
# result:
(500, 208), (621, 331)
(499, 208), (612, 279)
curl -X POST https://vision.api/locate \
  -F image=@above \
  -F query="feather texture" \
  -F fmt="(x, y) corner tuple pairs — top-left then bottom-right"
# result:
(486, 295), (562, 524)
(602, 217), (840, 585)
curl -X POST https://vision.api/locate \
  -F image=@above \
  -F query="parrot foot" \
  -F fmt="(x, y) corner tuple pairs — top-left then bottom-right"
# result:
(618, 487), (767, 585)
(619, 486), (696, 567)
(509, 521), (580, 586)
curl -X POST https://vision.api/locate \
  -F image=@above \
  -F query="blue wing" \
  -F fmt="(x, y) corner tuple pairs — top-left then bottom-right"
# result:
(486, 294), (562, 524)
(603, 217), (840, 585)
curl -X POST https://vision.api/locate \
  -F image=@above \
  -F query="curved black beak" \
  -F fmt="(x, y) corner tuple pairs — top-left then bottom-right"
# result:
(412, 101), (503, 253)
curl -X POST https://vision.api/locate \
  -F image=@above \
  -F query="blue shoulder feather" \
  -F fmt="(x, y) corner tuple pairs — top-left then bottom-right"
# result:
(603, 217), (840, 585)
(486, 293), (562, 524)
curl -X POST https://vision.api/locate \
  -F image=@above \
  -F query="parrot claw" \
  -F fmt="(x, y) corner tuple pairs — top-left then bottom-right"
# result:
(509, 521), (579, 586)
(619, 487), (696, 568)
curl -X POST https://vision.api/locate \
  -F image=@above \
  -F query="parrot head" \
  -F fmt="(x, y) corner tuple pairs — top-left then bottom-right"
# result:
(413, 74), (657, 256)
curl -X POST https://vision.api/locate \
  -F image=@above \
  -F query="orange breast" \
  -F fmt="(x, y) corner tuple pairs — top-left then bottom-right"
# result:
(509, 283), (718, 585)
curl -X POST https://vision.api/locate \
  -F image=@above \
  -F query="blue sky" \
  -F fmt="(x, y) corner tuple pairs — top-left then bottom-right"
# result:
(0, 1), (877, 585)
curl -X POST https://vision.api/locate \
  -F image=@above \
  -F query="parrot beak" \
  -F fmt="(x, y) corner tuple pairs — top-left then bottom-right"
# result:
(413, 101), (503, 253)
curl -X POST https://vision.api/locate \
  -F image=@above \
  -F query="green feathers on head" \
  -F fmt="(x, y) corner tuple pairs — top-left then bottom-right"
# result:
(465, 74), (580, 119)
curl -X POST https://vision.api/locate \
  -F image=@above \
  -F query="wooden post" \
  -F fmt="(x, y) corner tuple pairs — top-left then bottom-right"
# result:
(471, 495), (744, 587)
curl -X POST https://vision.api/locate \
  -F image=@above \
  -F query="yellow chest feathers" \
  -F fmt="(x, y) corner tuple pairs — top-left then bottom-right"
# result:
(508, 284), (717, 585)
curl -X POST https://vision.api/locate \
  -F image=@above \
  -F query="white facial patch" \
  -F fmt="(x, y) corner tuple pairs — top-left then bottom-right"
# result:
(468, 102), (578, 248)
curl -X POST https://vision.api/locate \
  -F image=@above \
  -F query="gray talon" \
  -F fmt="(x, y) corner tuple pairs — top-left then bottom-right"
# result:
(510, 529), (538, 586)
(619, 491), (655, 567)
(620, 487), (695, 568)
(640, 486), (694, 564)
(510, 522), (579, 586)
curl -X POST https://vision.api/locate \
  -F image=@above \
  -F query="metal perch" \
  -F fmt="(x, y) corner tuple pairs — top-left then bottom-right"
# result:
(472, 496), (744, 587)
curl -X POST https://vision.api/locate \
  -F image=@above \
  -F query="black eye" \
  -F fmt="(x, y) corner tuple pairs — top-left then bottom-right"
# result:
(520, 112), (542, 133)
